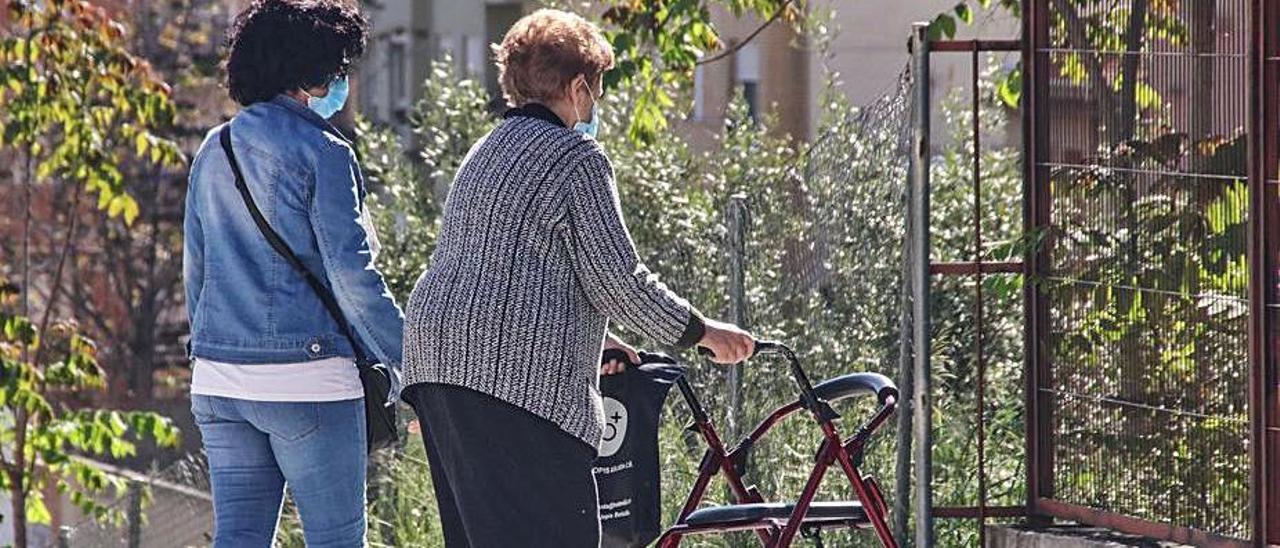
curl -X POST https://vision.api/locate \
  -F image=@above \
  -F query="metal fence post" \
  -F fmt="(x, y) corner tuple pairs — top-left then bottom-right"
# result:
(1023, 0), (1053, 528)
(894, 243), (915, 543)
(726, 194), (749, 440)
(127, 479), (143, 548)
(1248, 0), (1280, 542)
(908, 21), (934, 548)
(893, 48), (919, 547)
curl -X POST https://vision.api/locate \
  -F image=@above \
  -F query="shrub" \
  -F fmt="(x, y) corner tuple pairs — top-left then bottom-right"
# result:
(353, 57), (1025, 547)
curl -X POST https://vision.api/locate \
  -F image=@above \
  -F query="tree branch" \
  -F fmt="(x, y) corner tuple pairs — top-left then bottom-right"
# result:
(67, 286), (115, 337)
(1052, 0), (1117, 145)
(31, 182), (84, 368)
(696, 0), (795, 66)
(21, 151), (33, 321)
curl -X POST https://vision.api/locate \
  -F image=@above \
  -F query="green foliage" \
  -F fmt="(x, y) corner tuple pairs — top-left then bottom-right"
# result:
(936, 0), (1251, 539)
(409, 56), (497, 186)
(357, 53), (1026, 546)
(357, 56), (499, 300)
(928, 0), (1019, 41)
(939, 0), (1189, 129)
(365, 445), (447, 548)
(0, 0), (185, 224)
(589, 0), (803, 143)
(925, 0), (1023, 110)
(926, 80), (1027, 546)
(0, 280), (181, 535)
(996, 66), (1021, 109)
(1045, 128), (1251, 537)
(355, 116), (435, 300)
(0, 3), (187, 544)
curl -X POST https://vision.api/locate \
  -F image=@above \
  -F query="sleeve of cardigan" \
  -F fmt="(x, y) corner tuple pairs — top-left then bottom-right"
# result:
(562, 148), (705, 348)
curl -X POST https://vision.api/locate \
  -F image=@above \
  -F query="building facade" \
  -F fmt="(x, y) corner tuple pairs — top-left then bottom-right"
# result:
(358, 0), (533, 137)
(356, 0), (1019, 146)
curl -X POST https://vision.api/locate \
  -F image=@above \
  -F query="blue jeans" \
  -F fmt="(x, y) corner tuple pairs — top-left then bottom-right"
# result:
(191, 395), (367, 547)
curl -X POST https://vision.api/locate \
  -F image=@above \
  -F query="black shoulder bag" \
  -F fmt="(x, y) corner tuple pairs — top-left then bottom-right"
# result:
(218, 125), (398, 454)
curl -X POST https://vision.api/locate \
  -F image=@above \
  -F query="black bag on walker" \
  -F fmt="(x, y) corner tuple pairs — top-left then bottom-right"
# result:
(596, 351), (685, 548)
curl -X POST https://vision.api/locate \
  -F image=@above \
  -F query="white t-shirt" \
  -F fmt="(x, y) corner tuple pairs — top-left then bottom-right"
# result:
(190, 357), (363, 402)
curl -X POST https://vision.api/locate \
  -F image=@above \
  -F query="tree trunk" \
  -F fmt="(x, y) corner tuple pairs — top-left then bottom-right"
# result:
(127, 171), (163, 401)
(1190, 0), (1217, 170)
(1113, 0), (1150, 144)
(10, 474), (27, 548)
(14, 147), (33, 548)
(1188, 0), (1217, 521)
(1051, 0), (1116, 149)
(21, 153), (33, 320)
(10, 411), (29, 548)
(129, 306), (158, 401)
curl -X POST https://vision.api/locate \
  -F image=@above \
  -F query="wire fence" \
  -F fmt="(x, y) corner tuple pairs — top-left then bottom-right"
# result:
(60, 455), (213, 548)
(1039, 0), (1253, 539)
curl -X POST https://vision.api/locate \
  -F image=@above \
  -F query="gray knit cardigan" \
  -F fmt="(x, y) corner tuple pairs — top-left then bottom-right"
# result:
(402, 104), (704, 446)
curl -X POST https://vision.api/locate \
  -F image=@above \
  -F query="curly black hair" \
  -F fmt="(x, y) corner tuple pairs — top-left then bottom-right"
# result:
(225, 0), (368, 106)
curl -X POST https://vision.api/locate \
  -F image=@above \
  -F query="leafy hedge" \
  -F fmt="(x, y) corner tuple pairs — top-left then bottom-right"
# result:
(338, 59), (1025, 547)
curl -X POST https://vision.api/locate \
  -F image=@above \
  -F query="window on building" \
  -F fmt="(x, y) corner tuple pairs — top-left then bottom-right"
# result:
(735, 41), (761, 124)
(388, 39), (406, 118)
(466, 34), (484, 77)
(358, 61), (379, 121)
(459, 34), (470, 75)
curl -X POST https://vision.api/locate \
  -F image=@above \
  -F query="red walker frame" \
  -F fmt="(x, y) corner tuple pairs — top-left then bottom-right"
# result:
(653, 342), (900, 548)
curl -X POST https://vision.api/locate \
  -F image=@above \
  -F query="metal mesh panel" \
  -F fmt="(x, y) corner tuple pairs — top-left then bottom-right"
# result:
(64, 455), (213, 548)
(1041, 0), (1252, 539)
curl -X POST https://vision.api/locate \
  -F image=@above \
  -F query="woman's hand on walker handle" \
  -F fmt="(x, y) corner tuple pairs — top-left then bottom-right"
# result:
(697, 318), (754, 364)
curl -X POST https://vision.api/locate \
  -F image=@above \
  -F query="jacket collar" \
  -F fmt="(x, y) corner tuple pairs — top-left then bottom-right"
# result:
(503, 102), (568, 128)
(268, 94), (352, 144)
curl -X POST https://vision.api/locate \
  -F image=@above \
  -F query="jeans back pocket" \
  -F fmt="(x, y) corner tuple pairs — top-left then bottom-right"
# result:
(250, 401), (320, 442)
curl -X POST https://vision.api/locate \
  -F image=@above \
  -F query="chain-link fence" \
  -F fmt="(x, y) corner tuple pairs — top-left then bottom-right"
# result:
(61, 454), (212, 548)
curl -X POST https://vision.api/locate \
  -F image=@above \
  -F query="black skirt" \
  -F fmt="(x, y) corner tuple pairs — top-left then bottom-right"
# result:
(403, 383), (601, 548)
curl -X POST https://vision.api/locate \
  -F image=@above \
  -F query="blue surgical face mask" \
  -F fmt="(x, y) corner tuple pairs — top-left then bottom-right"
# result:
(306, 76), (349, 119)
(572, 80), (600, 139)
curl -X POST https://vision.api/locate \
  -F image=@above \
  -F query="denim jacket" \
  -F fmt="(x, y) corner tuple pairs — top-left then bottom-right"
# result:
(183, 95), (404, 400)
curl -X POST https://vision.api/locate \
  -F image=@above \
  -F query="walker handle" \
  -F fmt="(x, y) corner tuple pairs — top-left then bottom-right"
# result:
(695, 339), (768, 360)
(701, 341), (826, 416)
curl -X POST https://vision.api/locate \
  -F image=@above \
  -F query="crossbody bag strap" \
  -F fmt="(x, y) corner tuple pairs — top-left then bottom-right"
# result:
(217, 124), (369, 366)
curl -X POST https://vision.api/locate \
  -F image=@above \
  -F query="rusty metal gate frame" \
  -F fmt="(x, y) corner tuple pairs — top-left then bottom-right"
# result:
(905, 22), (1026, 548)
(1017, 0), (1280, 545)
(908, 0), (1280, 544)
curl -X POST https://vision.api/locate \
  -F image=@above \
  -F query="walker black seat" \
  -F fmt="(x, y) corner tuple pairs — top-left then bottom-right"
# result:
(811, 372), (897, 404)
(684, 501), (868, 527)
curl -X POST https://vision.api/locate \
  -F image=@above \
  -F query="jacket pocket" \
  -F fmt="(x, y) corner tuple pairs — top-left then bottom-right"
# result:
(251, 401), (320, 442)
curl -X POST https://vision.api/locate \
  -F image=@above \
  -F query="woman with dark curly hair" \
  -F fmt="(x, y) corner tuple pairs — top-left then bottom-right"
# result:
(182, 0), (403, 546)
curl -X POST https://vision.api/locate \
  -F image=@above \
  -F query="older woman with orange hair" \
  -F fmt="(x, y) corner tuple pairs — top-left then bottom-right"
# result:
(400, 8), (754, 547)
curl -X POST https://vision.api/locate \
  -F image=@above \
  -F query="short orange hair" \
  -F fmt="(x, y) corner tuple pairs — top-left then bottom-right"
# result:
(492, 8), (615, 107)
